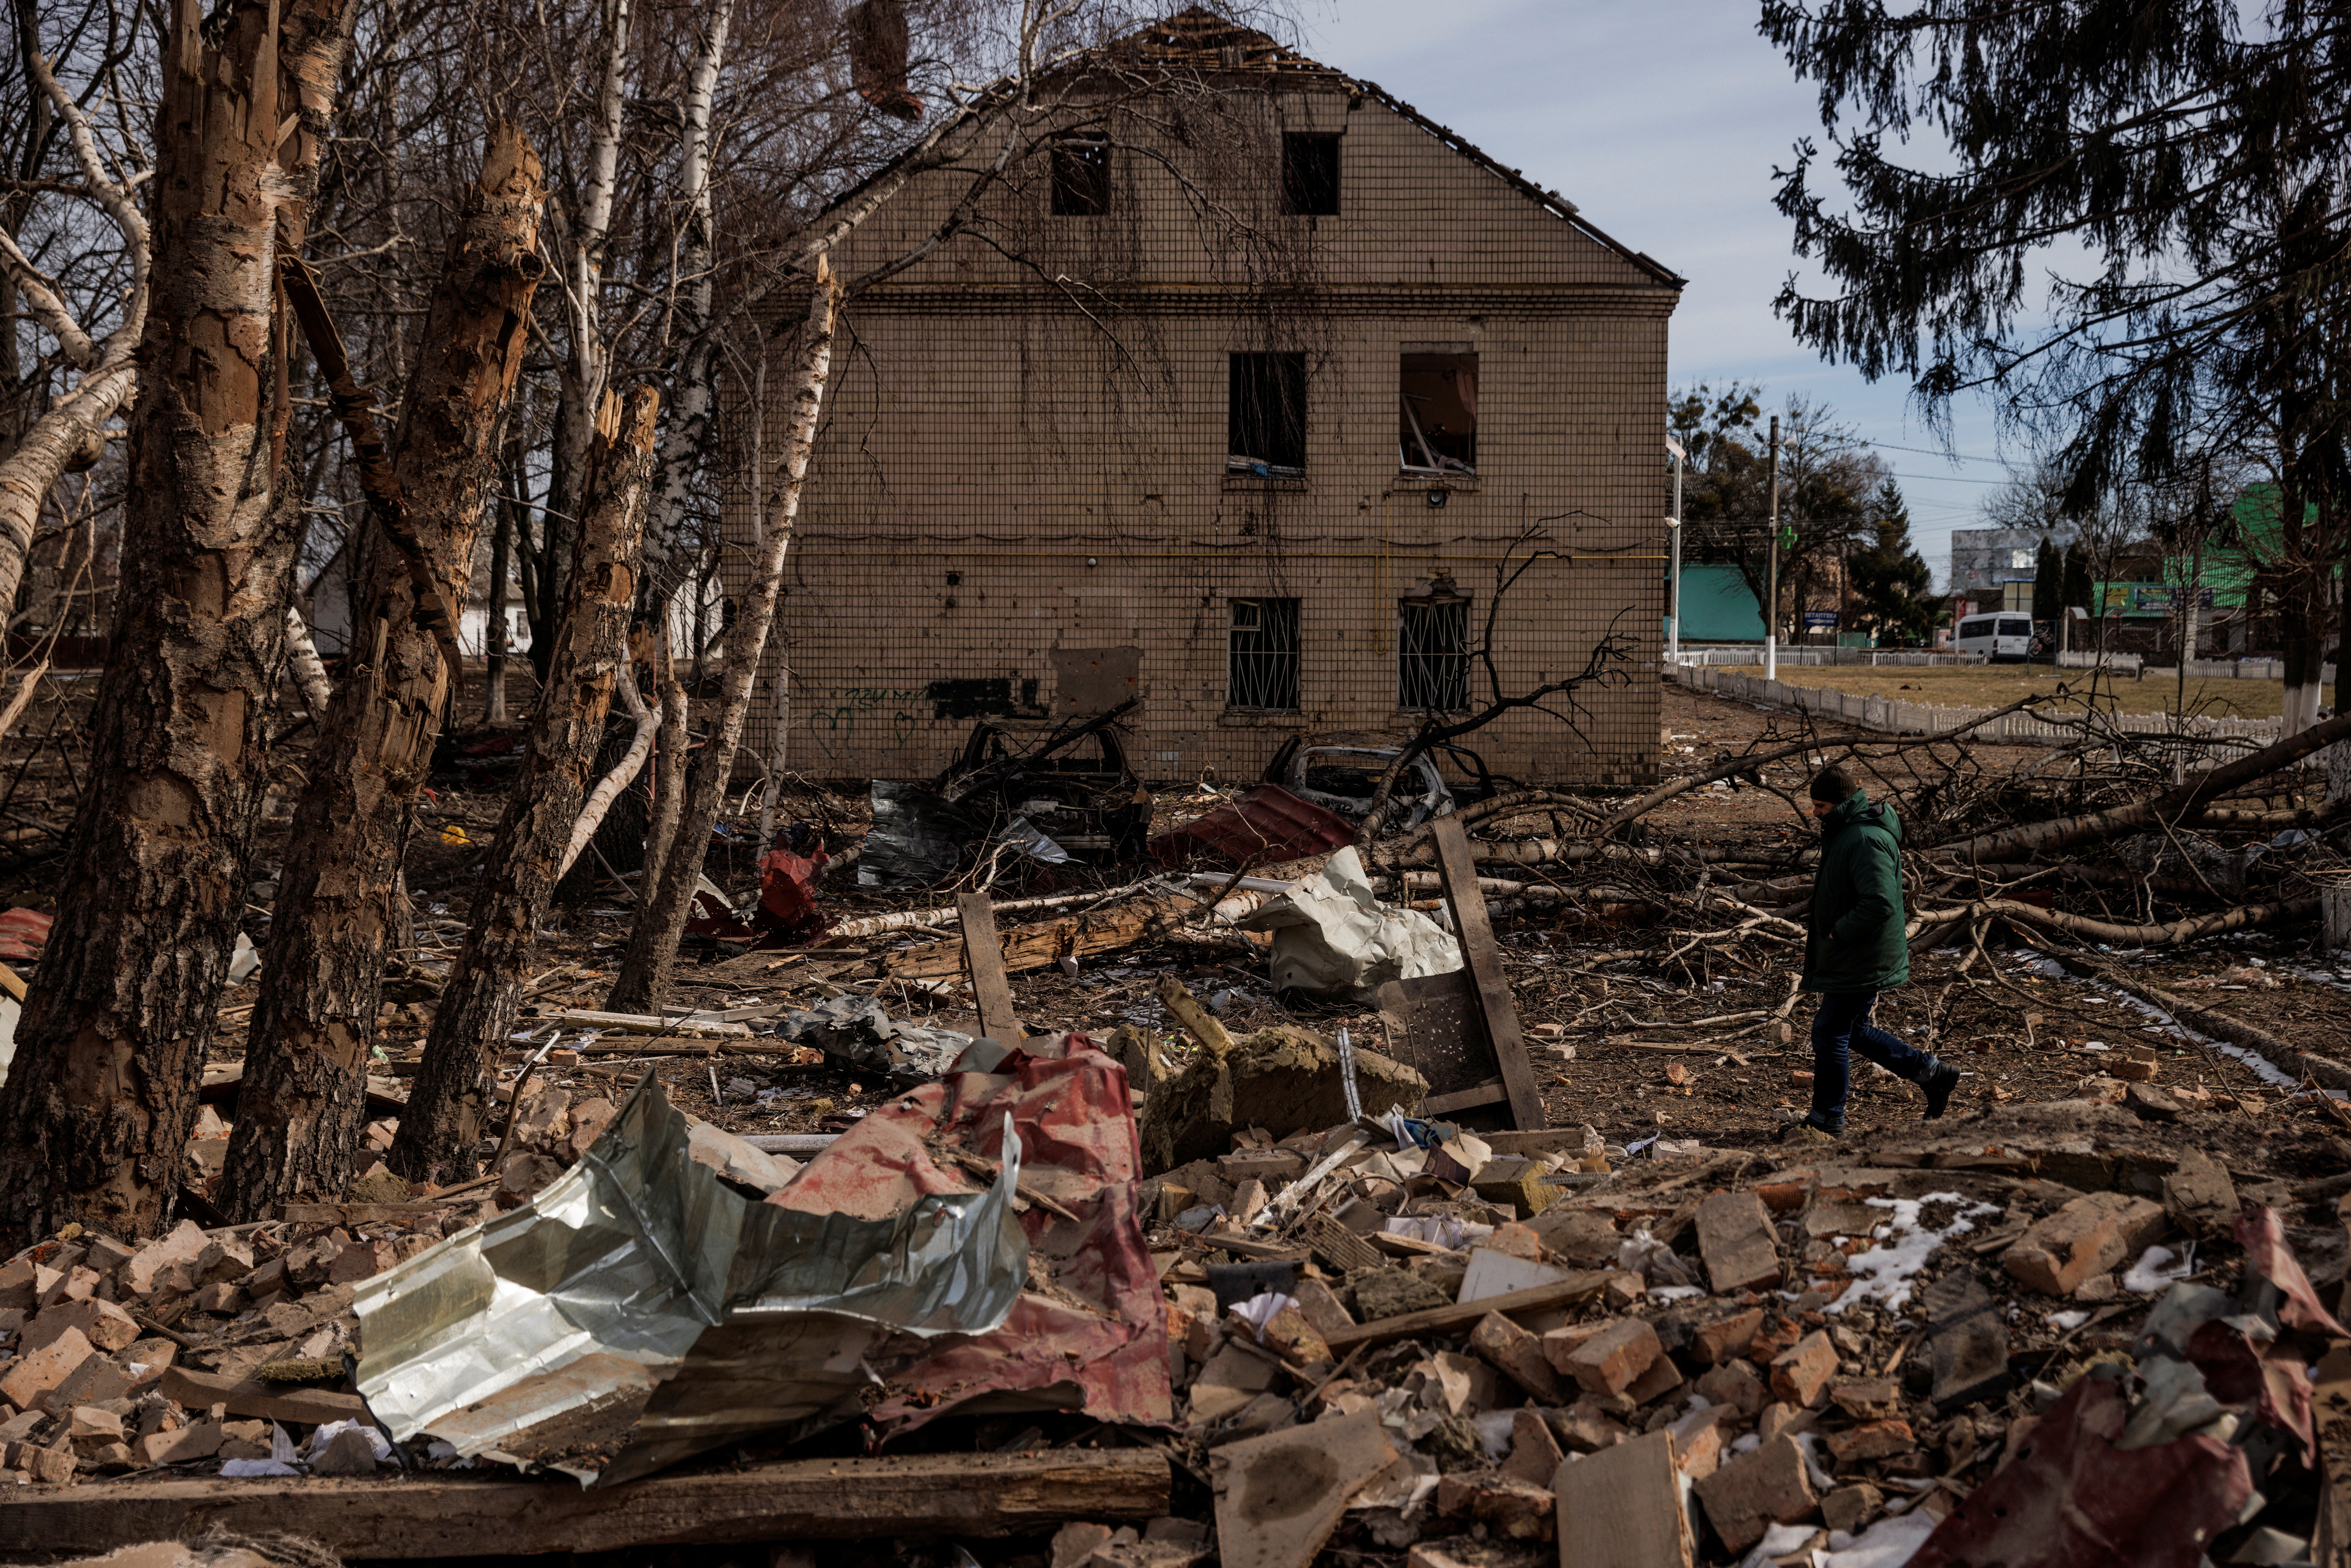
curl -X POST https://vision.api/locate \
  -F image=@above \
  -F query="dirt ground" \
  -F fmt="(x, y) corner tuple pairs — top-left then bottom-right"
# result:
(271, 680), (2349, 1181)
(1717, 659), (2290, 720)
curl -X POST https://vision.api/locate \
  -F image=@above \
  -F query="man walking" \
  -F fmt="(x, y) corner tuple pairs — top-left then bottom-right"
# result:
(1784, 764), (1958, 1140)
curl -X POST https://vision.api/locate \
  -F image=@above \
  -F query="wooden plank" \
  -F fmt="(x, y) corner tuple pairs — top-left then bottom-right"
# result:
(1298, 1212), (1383, 1274)
(1421, 1078), (1508, 1115)
(1555, 1430), (1692, 1568)
(280, 1201), (452, 1224)
(558, 1009), (753, 1037)
(0, 1450), (1172, 1558)
(957, 892), (1024, 1042)
(1430, 815), (1545, 1130)
(1324, 1272), (1609, 1354)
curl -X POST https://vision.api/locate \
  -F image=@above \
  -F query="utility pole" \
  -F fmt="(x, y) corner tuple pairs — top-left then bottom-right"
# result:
(1764, 415), (1781, 681)
(1666, 435), (1686, 665)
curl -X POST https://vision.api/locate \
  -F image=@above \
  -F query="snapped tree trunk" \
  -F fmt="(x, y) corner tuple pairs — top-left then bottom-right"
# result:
(388, 386), (660, 1184)
(1943, 706), (2351, 866)
(0, 0), (354, 1247)
(218, 125), (546, 1219)
(607, 269), (837, 1013)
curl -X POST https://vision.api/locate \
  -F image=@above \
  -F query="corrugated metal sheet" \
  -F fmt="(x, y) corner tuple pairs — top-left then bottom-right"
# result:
(1149, 784), (1354, 872)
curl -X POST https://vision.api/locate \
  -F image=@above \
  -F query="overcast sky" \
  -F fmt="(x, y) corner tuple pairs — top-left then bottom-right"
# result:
(1302, 0), (2015, 590)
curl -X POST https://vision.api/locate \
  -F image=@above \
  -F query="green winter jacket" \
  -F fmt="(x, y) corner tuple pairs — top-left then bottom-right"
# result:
(1801, 789), (1910, 995)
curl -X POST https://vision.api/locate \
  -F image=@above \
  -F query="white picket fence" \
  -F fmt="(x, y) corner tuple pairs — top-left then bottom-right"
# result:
(1672, 647), (1971, 668)
(1668, 660), (2282, 748)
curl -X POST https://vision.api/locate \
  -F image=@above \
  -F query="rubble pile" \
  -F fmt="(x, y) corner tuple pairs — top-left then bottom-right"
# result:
(11, 1020), (2351, 1568)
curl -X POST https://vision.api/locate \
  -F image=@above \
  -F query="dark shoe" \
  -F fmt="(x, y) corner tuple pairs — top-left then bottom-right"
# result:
(1777, 1113), (1843, 1143)
(1922, 1059), (1961, 1120)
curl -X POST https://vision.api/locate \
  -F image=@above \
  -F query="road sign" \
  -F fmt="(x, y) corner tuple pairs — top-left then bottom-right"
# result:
(1801, 611), (1838, 629)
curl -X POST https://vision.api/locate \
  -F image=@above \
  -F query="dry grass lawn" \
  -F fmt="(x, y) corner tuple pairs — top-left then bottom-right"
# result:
(1718, 661), (2287, 719)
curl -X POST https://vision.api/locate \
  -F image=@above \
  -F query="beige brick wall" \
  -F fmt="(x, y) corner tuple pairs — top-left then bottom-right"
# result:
(734, 83), (1679, 789)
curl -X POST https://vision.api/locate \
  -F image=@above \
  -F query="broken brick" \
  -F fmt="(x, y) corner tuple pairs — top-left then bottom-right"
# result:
(1691, 1305), (1764, 1366)
(1559, 1317), (1662, 1398)
(2003, 1192), (2167, 1297)
(1695, 1358), (1767, 1418)
(1769, 1330), (1838, 1409)
(1500, 1407), (1563, 1486)
(1826, 1419), (1915, 1462)
(1434, 1472), (1556, 1540)
(136, 1421), (226, 1466)
(0, 1325), (94, 1411)
(1822, 1481), (1883, 1534)
(1551, 1397), (1631, 1454)
(1469, 1310), (1566, 1402)
(1693, 1433), (1820, 1552)
(22, 1297), (139, 1355)
(123, 1221), (209, 1296)
(67, 1404), (124, 1456)
(1829, 1377), (1899, 1421)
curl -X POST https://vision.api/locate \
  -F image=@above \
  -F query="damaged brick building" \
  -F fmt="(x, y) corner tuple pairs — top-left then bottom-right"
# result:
(746, 11), (1683, 788)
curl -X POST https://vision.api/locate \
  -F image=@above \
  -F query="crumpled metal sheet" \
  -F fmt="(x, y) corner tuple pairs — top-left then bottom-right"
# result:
(352, 1071), (1027, 1486)
(769, 1029), (1174, 1435)
(1235, 845), (1462, 1001)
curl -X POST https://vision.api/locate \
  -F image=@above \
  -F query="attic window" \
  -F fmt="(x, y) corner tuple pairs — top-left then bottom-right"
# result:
(1052, 134), (1111, 215)
(1399, 351), (1476, 474)
(1228, 352), (1307, 474)
(1282, 133), (1341, 215)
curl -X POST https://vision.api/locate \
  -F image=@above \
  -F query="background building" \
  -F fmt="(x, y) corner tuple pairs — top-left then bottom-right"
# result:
(736, 13), (1682, 788)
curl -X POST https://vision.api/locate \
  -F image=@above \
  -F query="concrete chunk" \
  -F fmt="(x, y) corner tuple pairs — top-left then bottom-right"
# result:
(2161, 1149), (2239, 1241)
(1554, 1428), (1691, 1568)
(1692, 1433), (1819, 1553)
(1693, 1190), (1782, 1294)
(1501, 1406), (1563, 1486)
(1923, 1272), (2012, 1414)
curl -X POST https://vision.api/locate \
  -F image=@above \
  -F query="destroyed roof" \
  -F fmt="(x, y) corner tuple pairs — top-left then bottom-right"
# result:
(818, 6), (1685, 291)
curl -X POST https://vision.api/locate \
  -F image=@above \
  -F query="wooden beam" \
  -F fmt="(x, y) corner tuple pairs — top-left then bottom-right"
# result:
(1420, 1078), (1507, 1116)
(957, 892), (1024, 1042)
(0, 1451), (1172, 1559)
(1323, 1273), (1608, 1354)
(1156, 973), (1235, 1057)
(1430, 815), (1545, 1130)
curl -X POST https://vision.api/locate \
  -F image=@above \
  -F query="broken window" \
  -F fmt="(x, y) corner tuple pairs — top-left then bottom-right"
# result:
(1228, 352), (1307, 474)
(1051, 133), (1111, 215)
(1227, 597), (1301, 711)
(1398, 598), (1470, 711)
(1282, 133), (1341, 215)
(1399, 350), (1477, 474)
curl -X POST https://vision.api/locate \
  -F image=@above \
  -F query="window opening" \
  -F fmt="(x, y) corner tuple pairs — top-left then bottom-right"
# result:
(1399, 352), (1476, 474)
(1282, 133), (1341, 215)
(1398, 598), (1470, 711)
(1228, 597), (1301, 711)
(1051, 134), (1111, 216)
(1228, 352), (1307, 474)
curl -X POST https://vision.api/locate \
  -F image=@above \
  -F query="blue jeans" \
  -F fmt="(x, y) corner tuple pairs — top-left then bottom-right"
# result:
(1809, 990), (1934, 1128)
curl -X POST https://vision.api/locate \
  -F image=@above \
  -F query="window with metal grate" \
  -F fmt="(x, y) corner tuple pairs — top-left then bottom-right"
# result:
(1228, 597), (1301, 711)
(1398, 598), (1469, 711)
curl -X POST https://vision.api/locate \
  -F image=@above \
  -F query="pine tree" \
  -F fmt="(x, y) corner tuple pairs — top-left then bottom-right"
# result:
(1849, 479), (1936, 644)
(2032, 537), (2062, 624)
(2062, 542), (2094, 617)
(1764, 1), (2351, 717)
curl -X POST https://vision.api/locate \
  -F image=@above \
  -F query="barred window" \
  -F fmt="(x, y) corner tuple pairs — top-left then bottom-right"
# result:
(1227, 597), (1301, 712)
(1398, 598), (1469, 711)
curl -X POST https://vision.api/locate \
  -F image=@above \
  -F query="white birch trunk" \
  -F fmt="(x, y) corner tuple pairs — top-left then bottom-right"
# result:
(560, 666), (659, 879)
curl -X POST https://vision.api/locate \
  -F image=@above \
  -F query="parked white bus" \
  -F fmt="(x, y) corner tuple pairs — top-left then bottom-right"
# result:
(1953, 613), (2035, 661)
